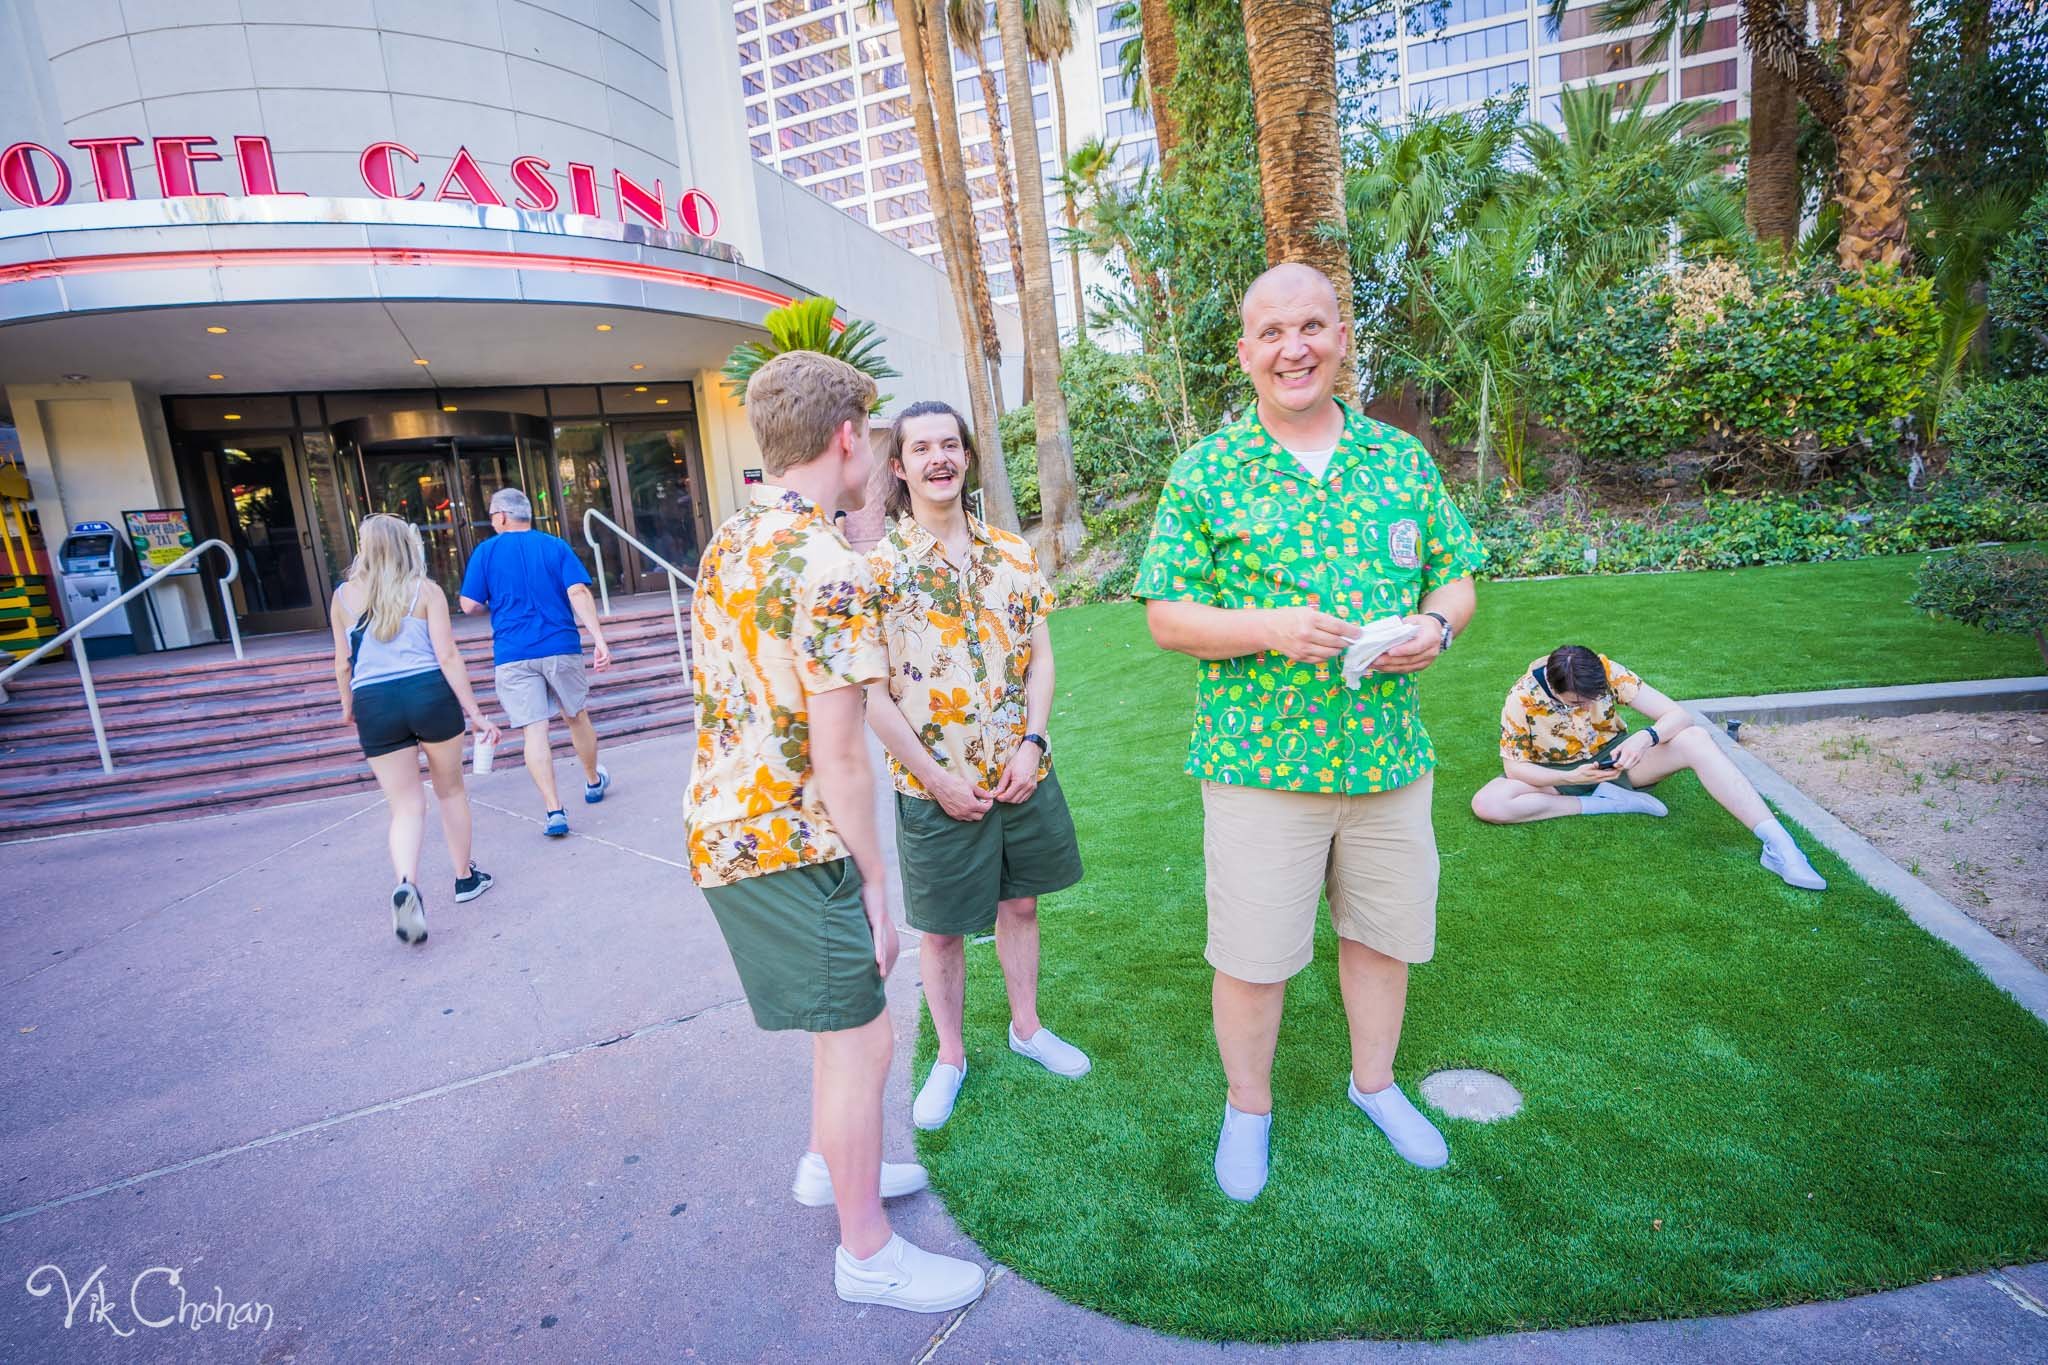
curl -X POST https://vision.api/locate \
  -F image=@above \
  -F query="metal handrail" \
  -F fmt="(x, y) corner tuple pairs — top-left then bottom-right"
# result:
(581, 508), (694, 672)
(0, 539), (243, 774)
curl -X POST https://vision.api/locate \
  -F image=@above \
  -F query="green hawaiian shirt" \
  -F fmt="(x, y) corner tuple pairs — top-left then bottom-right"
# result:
(1132, 401), (1486, 795)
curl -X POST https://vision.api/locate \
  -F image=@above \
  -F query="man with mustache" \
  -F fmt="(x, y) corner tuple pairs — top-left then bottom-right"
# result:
(866, 400), (1090, 1133)
(1134, 263), (1486, 1200)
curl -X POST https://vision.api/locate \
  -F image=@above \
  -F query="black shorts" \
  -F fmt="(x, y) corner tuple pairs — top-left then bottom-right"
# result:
(353, 670), (464, 758)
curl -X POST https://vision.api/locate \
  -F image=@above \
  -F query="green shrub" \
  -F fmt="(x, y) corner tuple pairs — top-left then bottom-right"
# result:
(1058, 341), (1182, 503)
(1000, 406), (1040, 522)
(1943, 375), (2048, 501)
(1989, 185), (2048, 372)
(1910, 546), (2048, 664)
(1538, 264), (1940, 480)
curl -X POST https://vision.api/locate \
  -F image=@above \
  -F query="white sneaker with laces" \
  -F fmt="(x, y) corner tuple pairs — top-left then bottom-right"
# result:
(913, 1061), (966, 1130)
(1214, 1103), (1272, 1202)
(1349, 1078), (1449, 1169)
(1762, 842), (1828, 890)
(834, 1234), (986, 1313)
(1008, 1023), (1092, 1077)
(790, 1150), (930, 1207)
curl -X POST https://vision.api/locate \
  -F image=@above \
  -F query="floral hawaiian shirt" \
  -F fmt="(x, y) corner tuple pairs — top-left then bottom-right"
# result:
(686, 487), (887, 888)
(1132, 400), (1486, 795)
(1498, 655), (1643, 766)
(869, 512), (1055, 798)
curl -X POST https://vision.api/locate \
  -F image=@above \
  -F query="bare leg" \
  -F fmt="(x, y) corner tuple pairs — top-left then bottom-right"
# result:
(1628, 729), (1770, 828)
(365, 748), (427, 884)
(566, 707), (601, 785)
(1213, 972), (1287, 1115)
(921, 933), (967, 1069)
(995, 897), (1041, 1037)
(812, 1012), (894, 1259)
(522, 720), (561, 811)
(421, 736), (472, 875)
(1470, 776), (1583, 824)
(1337, 938), (1408, 1093)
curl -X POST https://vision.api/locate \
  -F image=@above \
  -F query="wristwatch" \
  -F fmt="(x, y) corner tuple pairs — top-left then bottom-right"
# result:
(1424, 611), (1454, 653)
(1022, 732), (1050, 757)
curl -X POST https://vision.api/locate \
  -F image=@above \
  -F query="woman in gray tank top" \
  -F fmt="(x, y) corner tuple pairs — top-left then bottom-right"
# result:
(332, 514), (502, 945)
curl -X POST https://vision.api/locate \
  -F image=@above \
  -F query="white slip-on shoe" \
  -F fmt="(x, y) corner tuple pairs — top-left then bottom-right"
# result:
(1761, 842), (1828, 890)
(791, 1150), (930, 1207)
(1214, 1104), (1272, 1202)
(913, 1061), (966, 1130)
(1582, 783), (1668, 817)
(1008, 1023), (1092, 1077)
(1349, 1078), (1449, 1169)
(834, 1234), (986, 1313)
(390, 881), (427, 945)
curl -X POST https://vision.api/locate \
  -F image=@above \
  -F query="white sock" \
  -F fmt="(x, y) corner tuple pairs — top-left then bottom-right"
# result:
(1577, 784), (1666, 816)
(845, 1235), (898, 1268)
(1753, 817), (1797, 852)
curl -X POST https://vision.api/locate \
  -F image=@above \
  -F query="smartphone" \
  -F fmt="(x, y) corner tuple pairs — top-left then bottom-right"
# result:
(1597, 753), (1619, 769)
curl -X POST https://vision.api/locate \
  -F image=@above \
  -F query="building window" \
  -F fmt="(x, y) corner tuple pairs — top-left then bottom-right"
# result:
(887, 219), (939, 250)
(1412, 60), (1528, 109)
(1408, 20), (1527, 75)
(1689, 100), (1737, 129)
(764, 0), (834, 20)
(858, 31), (901, 63)
(1095, 3), (1129, 33)
(1414, 0), (1521, 35)
(743, 71), (765, 95)
(783, 141), (864, 176)
(1337, 10), (1397, 50)
(739, 39), (761, 65)
(875, 157), (922, 189)
(877, 189), (932, 221)
(1681, 58), (1737, 97)
(1105, 105), (1154, 138)
(735, 4), (759, 35)
(771, 48), (849, 87)
(776, 77), (855, 118)
(807, 170), (868, 201)
(869, 127), (918, 158)
(840, 200), (870, 223)
(778, 109), (859, 146)
(767, 15), (842, 55)
(750, 132), (772, 156)
(747, 100), (769, 127)
(867, 92), (911, 122)
(1548, 34), (1664, 84)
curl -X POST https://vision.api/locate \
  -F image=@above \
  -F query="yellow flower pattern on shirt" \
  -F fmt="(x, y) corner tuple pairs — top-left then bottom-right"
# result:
(868, 513), (1055, 798)
(686, 488), (887, 887)
(1498, 655), (1644, 765)
(1132, 401), (1486, 795)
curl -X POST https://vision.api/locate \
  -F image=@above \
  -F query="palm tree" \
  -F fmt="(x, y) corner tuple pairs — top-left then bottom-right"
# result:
(878, 0), (1019, 529)
(996, 0), (1082, 561)
(947, 0), (1028, 326)
(1834, 0), (1914, 267)
(1240, 0), (1354, 396)
(1024, 0), (1085, 338)
(1511, 82), (1746, 291)
(1136, 0), (1180, 174)
(1570, 0), (1909, 269)
(720, 296), (902, 408)
(917, 0), (1009, 410)
(1060, 137), (1163, 335)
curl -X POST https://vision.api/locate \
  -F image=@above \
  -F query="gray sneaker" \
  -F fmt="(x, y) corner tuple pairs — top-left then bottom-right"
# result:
(391, 881), (427, 945)
(1762, 842), (1827, 890)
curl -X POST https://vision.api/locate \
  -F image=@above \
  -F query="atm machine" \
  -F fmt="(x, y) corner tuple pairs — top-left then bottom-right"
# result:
(56, 522), (154, 658)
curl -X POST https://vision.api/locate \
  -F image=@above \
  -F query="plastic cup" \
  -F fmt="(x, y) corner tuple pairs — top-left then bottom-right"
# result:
(473, 731), (496, 775)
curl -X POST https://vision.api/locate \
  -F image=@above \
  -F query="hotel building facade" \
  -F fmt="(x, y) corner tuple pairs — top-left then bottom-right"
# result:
(0, 0), (1019, 646)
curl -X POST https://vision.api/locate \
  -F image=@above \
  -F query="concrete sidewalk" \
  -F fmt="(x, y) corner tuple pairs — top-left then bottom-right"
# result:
(3, 733), (2044, 1362)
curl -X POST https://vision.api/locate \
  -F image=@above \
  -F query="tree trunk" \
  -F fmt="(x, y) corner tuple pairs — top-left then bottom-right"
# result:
(900, 0), (1019, 530)
(974, 62), (1030, 334)
(996, 0), (1083, 564)
(1053, 61), (1085, 340)
(1746, 50), (1800, 254)
(922, 0), (1006, 379)
(1240, 0), (1354, 397)
(1835, 0), (1913, 269)
(1137, 0), (1180, 176)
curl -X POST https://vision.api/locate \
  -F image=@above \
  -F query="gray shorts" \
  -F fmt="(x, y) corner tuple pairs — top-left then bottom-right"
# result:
(495, 654), (591, 729)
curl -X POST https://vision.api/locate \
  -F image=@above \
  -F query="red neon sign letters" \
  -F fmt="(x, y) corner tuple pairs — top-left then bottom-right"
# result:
(0, 135), (721, 239)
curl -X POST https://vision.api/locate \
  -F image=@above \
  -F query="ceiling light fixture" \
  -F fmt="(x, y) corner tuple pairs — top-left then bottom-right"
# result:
(630, 363), (646, 371)
(633, 385), (648, 393)
(223, 413), (243, 420)
(654, 397), (669, 405)
(207, 373), (225, 381)
(595, 323), (613, 332)
(413, 357), (430, 366)
(206, 325), (229, 334)
(442, 404), (459, 413)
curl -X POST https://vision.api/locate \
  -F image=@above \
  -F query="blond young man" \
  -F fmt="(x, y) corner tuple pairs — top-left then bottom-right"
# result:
(1135, 263), (1485, 1200)
(864, 401), (1089, 1133)
(686, 353), (984, 1313)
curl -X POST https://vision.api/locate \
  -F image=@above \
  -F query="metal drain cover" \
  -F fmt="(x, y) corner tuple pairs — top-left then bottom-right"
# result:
(1420, 1069), (1523, 1122)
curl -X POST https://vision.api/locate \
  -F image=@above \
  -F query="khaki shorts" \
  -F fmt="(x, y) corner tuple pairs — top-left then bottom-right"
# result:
(495, 653), (591, 730)
(1202, 774), (1439, 983)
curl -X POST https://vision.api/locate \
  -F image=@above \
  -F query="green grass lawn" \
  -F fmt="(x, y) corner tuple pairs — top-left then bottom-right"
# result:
(914, 552), (2048, 1341)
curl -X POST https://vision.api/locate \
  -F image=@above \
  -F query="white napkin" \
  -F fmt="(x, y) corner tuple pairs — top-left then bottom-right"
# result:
(1340, 616), (1423, 689)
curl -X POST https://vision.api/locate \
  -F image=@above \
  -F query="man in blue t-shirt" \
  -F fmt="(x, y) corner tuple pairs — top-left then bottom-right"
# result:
(460, 488), (614, 837)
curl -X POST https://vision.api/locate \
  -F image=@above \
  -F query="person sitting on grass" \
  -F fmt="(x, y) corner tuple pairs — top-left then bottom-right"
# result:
(1470, 644), (1828, 891)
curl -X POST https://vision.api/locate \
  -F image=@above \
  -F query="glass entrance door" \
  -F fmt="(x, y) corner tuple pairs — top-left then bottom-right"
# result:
(362, 449), (466, 597)
(616, 422), (710, 592)
(201, 436), (326, 633)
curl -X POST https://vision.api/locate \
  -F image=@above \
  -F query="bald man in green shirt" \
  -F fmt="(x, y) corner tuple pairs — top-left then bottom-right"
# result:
(1135, 263), (1486, 1200)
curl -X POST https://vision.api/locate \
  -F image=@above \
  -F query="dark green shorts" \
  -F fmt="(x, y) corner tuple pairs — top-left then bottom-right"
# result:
(701, 859), (888, 1033)
(895, 767), (1085, 936)
(1545, 733), (1645, 797)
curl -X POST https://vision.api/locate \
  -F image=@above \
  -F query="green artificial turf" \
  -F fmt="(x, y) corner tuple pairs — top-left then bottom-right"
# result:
(913, 553), (2048, 1341)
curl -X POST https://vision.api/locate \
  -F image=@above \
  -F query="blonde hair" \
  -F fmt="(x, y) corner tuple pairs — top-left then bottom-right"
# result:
(346, 514), (428, 642)
(745, 350), (876, 474)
